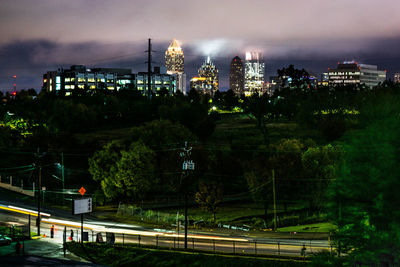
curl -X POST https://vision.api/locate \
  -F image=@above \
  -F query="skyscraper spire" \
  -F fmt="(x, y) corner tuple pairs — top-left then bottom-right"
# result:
(165, 39), (186, 94)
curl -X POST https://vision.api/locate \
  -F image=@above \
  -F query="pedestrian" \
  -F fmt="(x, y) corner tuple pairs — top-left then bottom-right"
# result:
(70, 229), (74, 241)
(15, 240), (21, 255)
(301, 244), (307, 259)
(50, 225), (55, 238)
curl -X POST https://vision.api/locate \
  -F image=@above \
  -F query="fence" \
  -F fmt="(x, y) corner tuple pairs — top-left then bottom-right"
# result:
(66, 228), (332, 258)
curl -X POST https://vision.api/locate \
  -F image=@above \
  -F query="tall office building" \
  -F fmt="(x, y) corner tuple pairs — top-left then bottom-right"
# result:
(328, 61), (386, 88)
(165, 39), (186, 94)
(191, 56), (219, 95)
(244, 52), (265, 96)
(229, 56), (244, 96)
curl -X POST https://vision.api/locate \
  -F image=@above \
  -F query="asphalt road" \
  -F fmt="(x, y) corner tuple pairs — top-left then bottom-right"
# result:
(0, 202), (331, 258)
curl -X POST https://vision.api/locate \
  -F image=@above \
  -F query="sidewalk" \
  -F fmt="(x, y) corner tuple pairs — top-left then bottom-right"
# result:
(0, 238), (102, 266)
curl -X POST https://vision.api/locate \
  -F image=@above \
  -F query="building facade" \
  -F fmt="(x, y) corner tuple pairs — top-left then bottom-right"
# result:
(229, 56), (244, 96)
(43, 65), (130, 95)
(244, 52), (265, 96)
(328, 61), (386, 88)
(43, 65), (175, 96)
(165, 39), (186, 94)
(190, 57), (219, 95)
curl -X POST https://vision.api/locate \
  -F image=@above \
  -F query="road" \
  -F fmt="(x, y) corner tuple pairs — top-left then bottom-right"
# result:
(0, 202), (331, 257)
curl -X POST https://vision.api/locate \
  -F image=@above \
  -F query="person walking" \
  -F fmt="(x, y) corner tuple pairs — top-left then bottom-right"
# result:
(50, 225), (55, 238)
(70, 229), (74, 241)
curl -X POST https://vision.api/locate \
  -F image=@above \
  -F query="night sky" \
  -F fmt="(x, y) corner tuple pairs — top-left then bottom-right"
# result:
(1, 0), (400, 92)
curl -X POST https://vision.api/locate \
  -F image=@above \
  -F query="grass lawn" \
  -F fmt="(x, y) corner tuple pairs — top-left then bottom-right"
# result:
(67, 242), (308, 267)
(277, 223), (336, 233)
(209, 114), (324, 148)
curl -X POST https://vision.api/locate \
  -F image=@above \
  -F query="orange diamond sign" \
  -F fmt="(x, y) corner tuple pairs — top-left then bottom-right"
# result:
(79, 187), (86, 196)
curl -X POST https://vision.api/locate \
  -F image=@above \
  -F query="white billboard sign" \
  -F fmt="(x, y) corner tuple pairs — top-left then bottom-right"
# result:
(73, 198), (92, 215)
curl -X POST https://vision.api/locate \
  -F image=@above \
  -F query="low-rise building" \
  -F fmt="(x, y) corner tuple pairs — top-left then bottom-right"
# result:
(328, 61), (386, 88)
(43, 65), (175, 96)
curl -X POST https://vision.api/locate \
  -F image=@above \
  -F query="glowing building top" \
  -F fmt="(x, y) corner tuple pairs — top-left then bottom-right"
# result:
(165, 39), (184, 74)
(190, 56), (219, 95)
(244, 51), (265, 96)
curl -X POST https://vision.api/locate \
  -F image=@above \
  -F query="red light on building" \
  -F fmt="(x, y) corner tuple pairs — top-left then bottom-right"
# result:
(13, 75), (17, 78)
(12, 91), (16, 96)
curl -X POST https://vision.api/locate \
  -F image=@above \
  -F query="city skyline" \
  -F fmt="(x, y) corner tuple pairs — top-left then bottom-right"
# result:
(1, 0), (400, 91)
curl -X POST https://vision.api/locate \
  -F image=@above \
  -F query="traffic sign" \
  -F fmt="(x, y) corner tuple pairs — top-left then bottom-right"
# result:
(79, 187), (86, 196)
(73, 198), (92, 215)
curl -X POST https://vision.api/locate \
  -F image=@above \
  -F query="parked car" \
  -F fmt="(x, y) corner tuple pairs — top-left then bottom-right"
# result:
(0, 234), (12, 246)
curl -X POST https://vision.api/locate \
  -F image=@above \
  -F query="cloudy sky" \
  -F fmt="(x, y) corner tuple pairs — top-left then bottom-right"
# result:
(1, 0), (400, 91)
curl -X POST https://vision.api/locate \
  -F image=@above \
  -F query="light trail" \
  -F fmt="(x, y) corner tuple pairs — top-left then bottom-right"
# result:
(0, 204), (51, 217)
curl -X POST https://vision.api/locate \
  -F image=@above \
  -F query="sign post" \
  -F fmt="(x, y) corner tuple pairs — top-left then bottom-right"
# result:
(73, 187), (91, 244)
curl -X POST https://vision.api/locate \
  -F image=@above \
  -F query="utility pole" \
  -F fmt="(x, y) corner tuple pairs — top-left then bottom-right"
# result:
(61, 152), (65, 203)
(180, 142), (194, 250)
(34, 148), (46, 236)
(272, 169), (277, 231)
(146, 38), (152, 100)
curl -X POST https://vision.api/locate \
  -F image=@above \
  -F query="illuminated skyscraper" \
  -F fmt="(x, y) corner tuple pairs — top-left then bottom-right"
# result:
(244, 52), (265, 96)
(165, 39), (186, 94)
(229, 56), (244, 96)
(191, 56), (219, 95)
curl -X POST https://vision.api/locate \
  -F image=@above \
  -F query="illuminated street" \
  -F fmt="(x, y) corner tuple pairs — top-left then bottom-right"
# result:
(0, 203), (330, 258)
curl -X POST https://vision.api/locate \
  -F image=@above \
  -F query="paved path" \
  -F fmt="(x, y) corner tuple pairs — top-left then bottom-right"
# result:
(0, 238), (104, 266)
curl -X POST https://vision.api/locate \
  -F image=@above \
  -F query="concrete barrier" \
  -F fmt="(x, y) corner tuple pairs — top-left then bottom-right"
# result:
(0, 182), (34, 197)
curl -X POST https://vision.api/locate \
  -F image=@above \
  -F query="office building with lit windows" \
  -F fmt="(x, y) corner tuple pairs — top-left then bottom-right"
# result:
(43, 65), (130, 94)
(328, 61), (386, 88)
(43, 65), (175, 96)
(229, 56), (244, 96)
(190, 57), (219, 95)
(165, 39), (186, 94)
(135, 67), (175, 94)
(244, 52), (265, 96)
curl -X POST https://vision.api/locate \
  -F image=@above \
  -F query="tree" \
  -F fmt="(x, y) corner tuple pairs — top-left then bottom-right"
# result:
(243, 93), (271, 145)
(88, 141), (156, 202)
(88, 141), (124, 201)
(222, 89), (239, 111)
(245, 168), (272, 220)
(195, 181), (223, 225)
(271, 139), (307, 212)
(277, 64), (310, 89)
(244, 151), (274, 220)
(329, 92), (400, 265)
(114, 141), (156, 201)
(302, 144), (342, 211)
